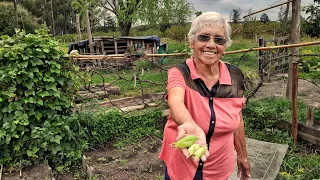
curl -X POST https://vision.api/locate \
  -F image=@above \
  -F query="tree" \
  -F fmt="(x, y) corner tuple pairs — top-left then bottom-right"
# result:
(72, 0), (97, 53)
(0, 2), (40, 36)
(277, 3), (292, 36)
(20, 0), (77, 35)
(260, 13), (270, 24)
(98, 0), (194, 36)
(231, 8), (241, 23)
(302, 4), (320, 37)
(103, 14), (116, 32)
(195, 11), (202, 17)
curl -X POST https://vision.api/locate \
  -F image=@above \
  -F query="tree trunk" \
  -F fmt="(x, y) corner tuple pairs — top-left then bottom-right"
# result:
(76, 13), (82, 41)
(286, 0), (300, 99)
(50, 0), (55, 36)
(13, 0), (18, 28)
(283, 0), (290, 22)
(289, 0), (301, 145)
(85, 9), (94, 54)
(119, 21), (132, 36)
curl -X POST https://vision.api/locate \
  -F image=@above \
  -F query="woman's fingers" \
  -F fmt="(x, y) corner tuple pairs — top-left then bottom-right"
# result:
(176, 129), (186, 141)
(181, 148), (190, 157)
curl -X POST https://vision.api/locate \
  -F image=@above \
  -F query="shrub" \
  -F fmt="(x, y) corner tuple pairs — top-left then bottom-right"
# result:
(76, 107), (163, 148)
(130, 29), (164, 38)
(165, 25), (190, 43)
(0, 29), (82, 167)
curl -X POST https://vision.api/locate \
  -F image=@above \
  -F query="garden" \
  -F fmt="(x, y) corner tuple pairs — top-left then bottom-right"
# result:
(1, 0), (320, 180)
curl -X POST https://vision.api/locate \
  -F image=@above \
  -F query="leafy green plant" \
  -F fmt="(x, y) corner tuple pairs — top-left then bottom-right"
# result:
(133, 59), (153, 70)
(299, 49), (320, 84)
(243, 97), (320, 179)
(0, 29), (83, 167)
(242, 97), (314, 143)
(76, 106), (163, 149)
(278, 150), (320, 179)
(165, 25), (190, 43)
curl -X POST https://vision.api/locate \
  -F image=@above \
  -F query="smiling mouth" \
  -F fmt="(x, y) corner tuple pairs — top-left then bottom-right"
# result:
(203, 51), (217, 55)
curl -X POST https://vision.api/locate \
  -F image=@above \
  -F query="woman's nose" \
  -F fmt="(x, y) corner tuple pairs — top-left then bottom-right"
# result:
(206, 39), (217, 48)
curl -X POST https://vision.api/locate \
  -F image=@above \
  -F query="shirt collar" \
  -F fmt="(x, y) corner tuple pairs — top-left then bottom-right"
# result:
(186, 57), (232, 85)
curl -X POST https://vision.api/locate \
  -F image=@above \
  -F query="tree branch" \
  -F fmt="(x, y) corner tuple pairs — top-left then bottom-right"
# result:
(99, 0), (116, 14)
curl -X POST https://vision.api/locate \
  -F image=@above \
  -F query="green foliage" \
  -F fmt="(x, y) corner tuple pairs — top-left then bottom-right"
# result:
(165, 25), (190, 43)
(20, 0), (76, 35)
(243, 97), (311, 143)
(244, 97), (320, 179)
(242, 21), (281, 38)
(133, 59), (154, 70)
(130, 29), (164, 37)
(0, 29), (82, 166)
(138, 0), (194, 27)
(0, 2), (41, 36)
(54, 34), (78, 43)
(76, 107), (163, 148)
(278, 151), (320, 179)
(87, 69), (167, 98)
(302, 4), (320, 38)
(166, 41), (189, 54)
(299, 48), (320, 84)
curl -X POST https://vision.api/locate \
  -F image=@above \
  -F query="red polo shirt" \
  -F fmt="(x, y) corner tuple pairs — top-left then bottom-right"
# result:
(160, 57), (245, 180)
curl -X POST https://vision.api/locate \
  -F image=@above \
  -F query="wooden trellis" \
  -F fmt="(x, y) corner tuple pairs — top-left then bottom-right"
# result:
(258, 36), (290, 82)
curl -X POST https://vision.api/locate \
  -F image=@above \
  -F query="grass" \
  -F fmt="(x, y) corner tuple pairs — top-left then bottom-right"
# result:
(76, 68), (167, 99)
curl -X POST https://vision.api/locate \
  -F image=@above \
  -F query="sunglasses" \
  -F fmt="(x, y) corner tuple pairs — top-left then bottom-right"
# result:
(197, 34), (227, 45)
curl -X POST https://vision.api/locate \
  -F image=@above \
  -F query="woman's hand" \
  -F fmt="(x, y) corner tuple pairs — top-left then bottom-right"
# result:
(237, 158), (251, 180)
(176, 122), (210, 162)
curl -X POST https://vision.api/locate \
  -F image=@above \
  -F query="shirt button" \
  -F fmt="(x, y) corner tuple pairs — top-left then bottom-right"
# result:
(212, 121), (215, 124)
(210, 97), (213, 100)
(200, 163), (203, 166)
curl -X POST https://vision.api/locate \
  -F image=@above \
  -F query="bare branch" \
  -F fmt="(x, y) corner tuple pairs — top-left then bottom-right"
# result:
(99, 0), (116, 14)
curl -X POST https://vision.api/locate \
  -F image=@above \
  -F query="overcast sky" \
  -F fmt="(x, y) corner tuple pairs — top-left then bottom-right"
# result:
(187, 0), (315, 22)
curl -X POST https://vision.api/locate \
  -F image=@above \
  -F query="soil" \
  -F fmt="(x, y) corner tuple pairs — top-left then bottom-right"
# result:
(2, 164), (53, 180)
(251, 75), (320, 108)
(83, 136), (164, 180)
(2, 77), (319, 180)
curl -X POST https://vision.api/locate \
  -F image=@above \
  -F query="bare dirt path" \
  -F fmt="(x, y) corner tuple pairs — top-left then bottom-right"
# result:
(252, 76), (320, 108)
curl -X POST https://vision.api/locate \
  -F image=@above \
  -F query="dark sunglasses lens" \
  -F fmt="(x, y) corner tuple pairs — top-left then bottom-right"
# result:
(214, 37), (226, 45)
(198, 35), (210, 42)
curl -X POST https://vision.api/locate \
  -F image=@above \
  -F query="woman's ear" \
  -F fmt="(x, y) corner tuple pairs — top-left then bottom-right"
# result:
(189, 40), (194, 49)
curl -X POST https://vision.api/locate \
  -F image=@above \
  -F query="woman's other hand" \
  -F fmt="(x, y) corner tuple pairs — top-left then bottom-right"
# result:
(237, 158), (251, 180)
(176, 122), (210, 162)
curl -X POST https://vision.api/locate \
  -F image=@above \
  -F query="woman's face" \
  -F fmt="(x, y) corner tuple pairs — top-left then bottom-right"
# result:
(190, 24), (227, 66)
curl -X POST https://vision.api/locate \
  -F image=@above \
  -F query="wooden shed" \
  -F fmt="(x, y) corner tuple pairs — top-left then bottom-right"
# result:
(68, 35), (161, 55)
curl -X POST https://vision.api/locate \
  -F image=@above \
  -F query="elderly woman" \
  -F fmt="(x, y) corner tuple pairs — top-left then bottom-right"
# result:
(159, 12), (251, 180)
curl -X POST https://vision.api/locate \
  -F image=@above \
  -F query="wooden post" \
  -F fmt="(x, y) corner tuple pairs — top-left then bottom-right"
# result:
(306, 107), (314, 127)
(267, 54), (271, 82)
(291, 0), (301, 145)
(153, 41), (157, 63)
(114, 40), (118, 54)
(101, 41), (105, 55)
(142, 40), (145, 50)
(258, 38), (264, 82)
